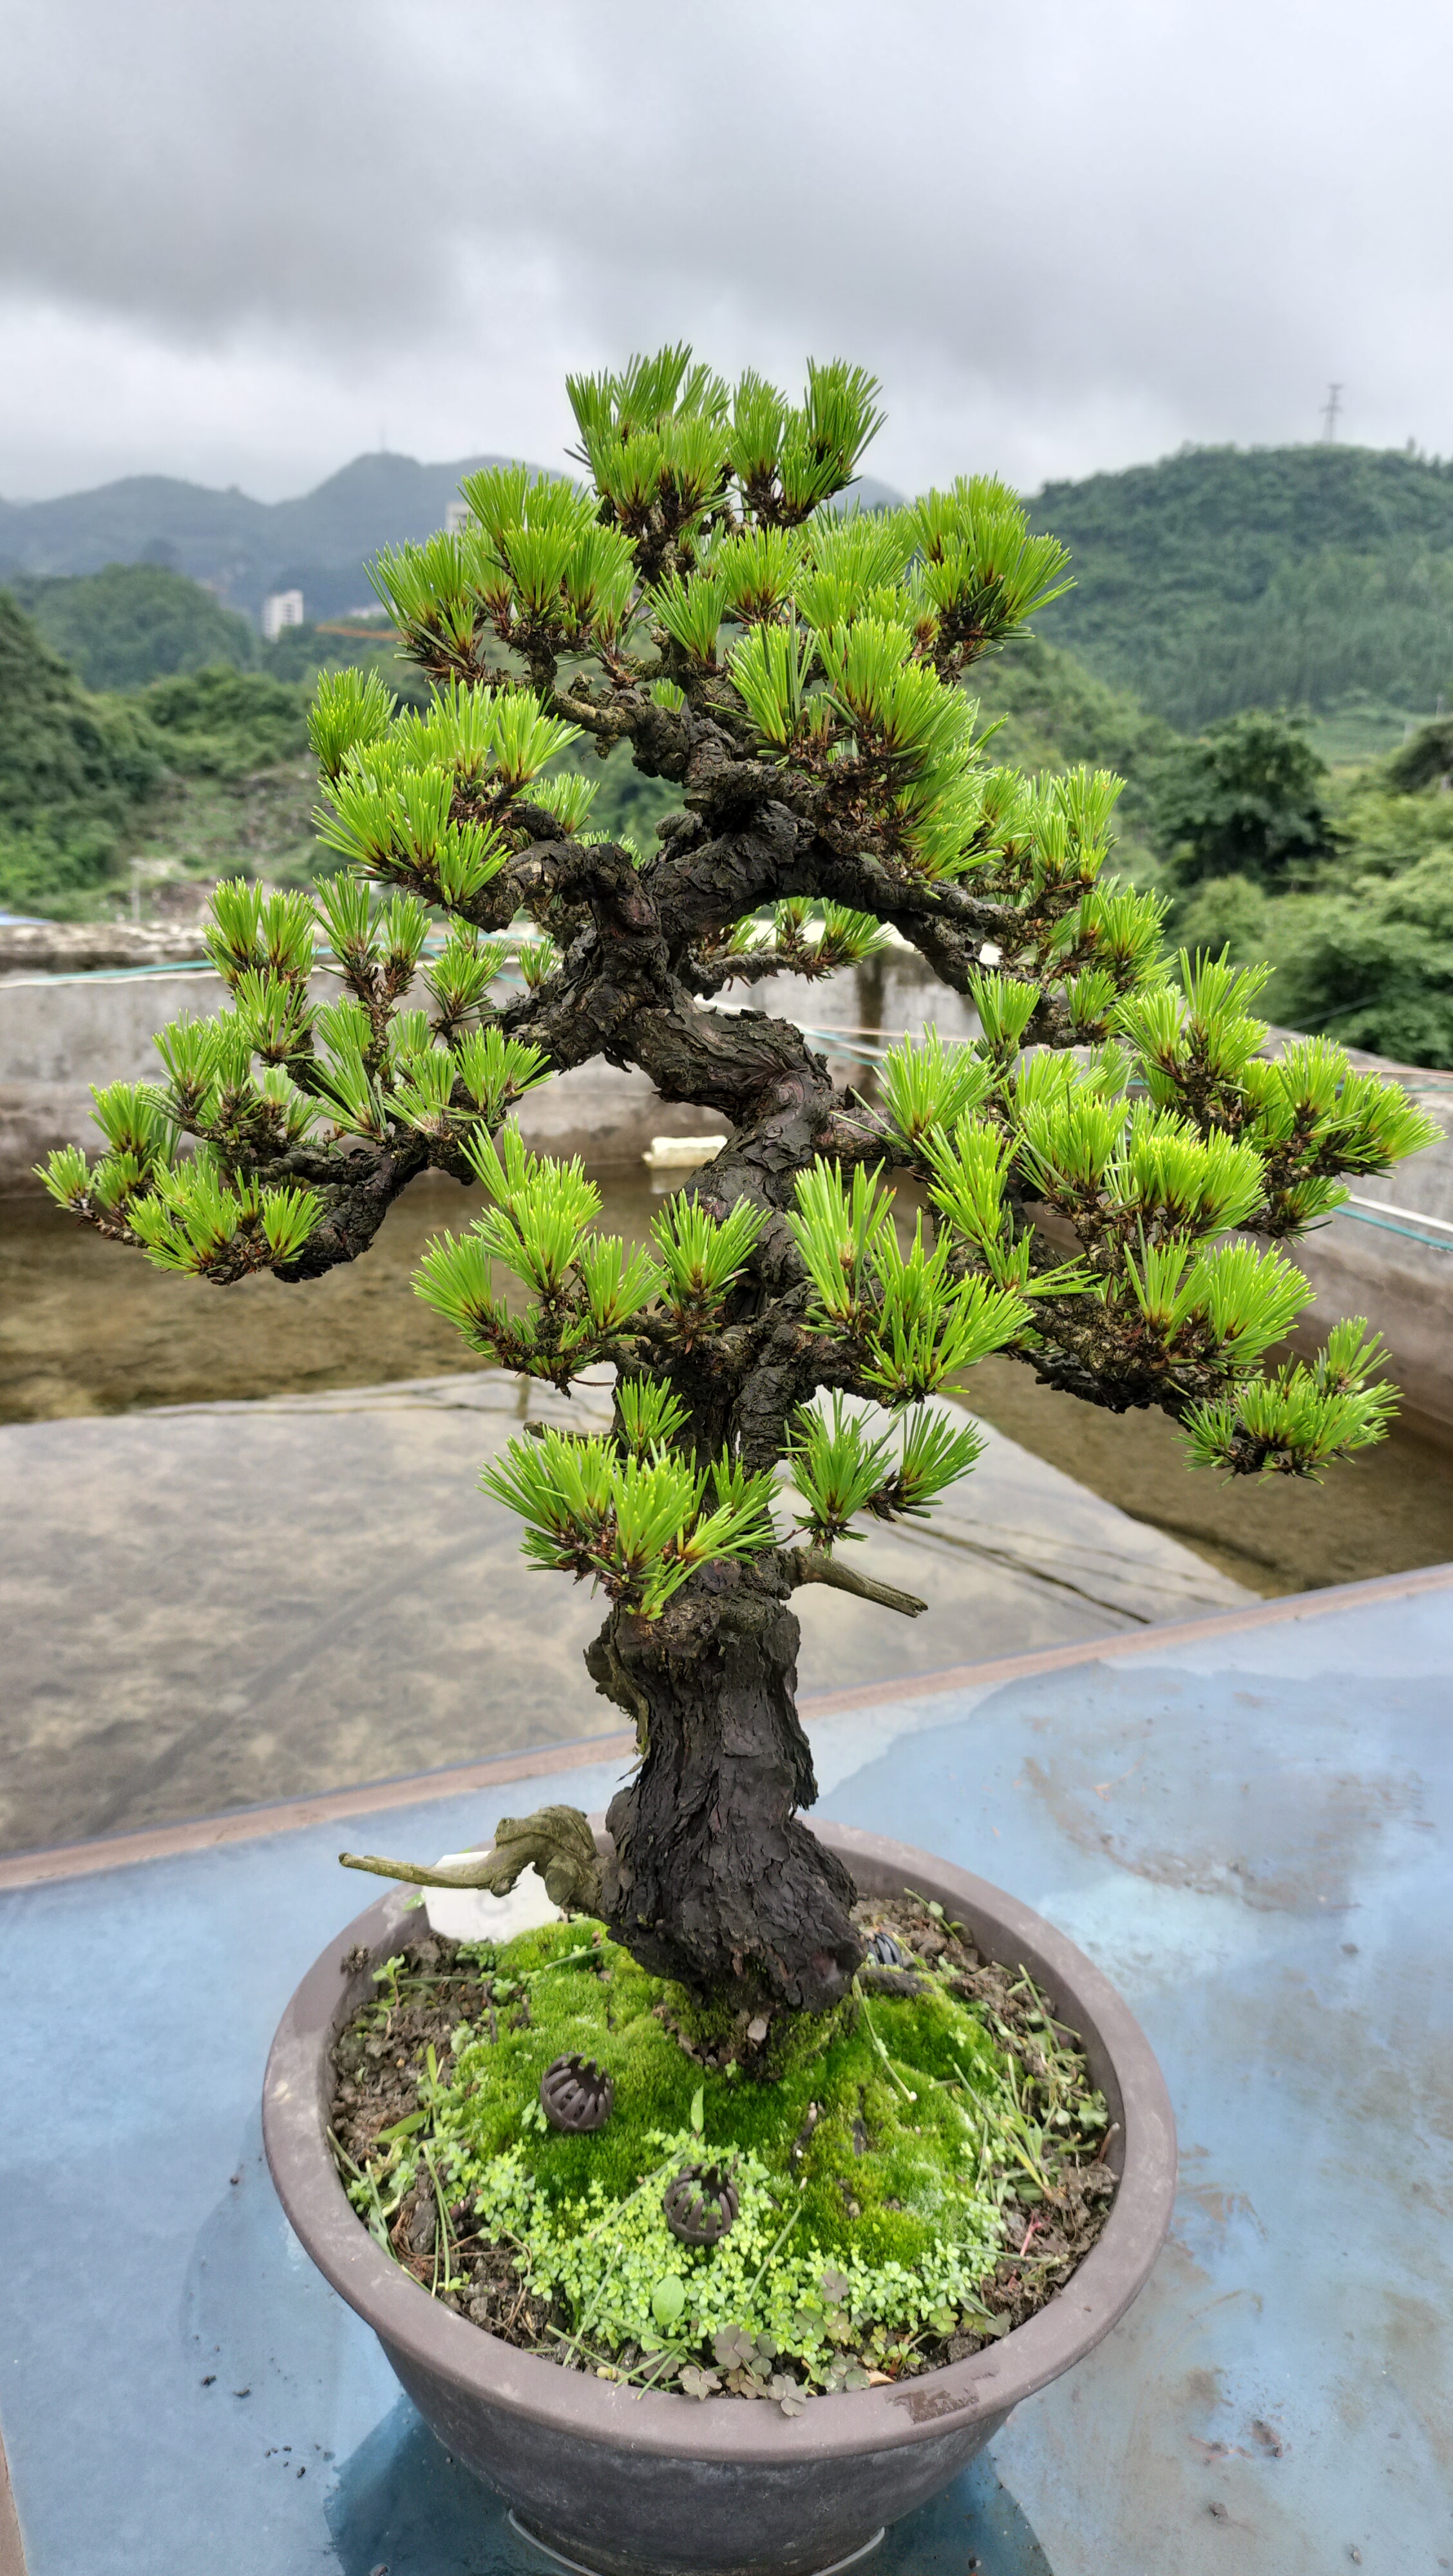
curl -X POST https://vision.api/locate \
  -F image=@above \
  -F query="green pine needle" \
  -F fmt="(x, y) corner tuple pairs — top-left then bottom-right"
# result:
(787, 1159), (895, 1329)
(480, 1427), (775, 1617)
(616, 1378), (689, 1454)
(787, 1395), (895, 1544)
(651, 1196), (764, 1340)
(880, 1032), (994, 1147)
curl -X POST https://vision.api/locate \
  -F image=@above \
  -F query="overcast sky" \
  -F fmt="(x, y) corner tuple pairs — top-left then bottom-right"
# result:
(2, 0), (1449, 504)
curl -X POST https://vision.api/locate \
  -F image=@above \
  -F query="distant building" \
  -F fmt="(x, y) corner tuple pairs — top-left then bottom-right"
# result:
(261, 588), (305, 641)
(444, 500), (471, 533)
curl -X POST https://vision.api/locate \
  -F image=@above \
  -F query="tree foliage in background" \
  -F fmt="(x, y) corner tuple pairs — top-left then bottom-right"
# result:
(131, 667), (312, 775)
(1382, 714), (1453, 796)
(1269, 851), (1453, 1064)
(0, 592), (164, 909)
(1157, 708), (1453, 1066)
(39, 352), (1441, 2012)
(1146, 711), (1338, 888)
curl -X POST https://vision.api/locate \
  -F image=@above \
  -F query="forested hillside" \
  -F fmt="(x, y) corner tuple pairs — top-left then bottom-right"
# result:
(0, 596), (326, 915)
(0, 595), (164, 909)
(11, 562), (418, 701)
(11, 440), (1453, 737)
(12, 565), (259, 692)
(1032, 443), (1453, 729)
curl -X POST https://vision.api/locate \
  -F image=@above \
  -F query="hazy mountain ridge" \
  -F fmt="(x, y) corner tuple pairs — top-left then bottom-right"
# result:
(0, 451), (522, 617)
(0, 453), (909, 616)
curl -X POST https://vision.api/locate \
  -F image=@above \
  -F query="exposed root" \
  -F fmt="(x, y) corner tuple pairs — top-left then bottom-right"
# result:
(339, 1803), (603, 1915)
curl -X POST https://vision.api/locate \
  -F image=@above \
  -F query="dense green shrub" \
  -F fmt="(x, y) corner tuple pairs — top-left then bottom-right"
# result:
(1383, 714), (1453, 795)
(130, 667), (313, 776)
(1146, 711), (1338, 887)
(1273, 850), (1453, 1065)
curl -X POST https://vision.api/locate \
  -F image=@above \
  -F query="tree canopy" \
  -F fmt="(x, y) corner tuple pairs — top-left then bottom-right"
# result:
(1146, 711), (1337, 887)
(1272, 851), (1453, 1064)
(1383, 714), (1453, 796)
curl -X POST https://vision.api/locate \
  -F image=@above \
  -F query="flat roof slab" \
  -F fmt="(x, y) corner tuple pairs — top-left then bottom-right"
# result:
(1, 1571), (1448, 2574)
(0, 1371), (1248, 1853)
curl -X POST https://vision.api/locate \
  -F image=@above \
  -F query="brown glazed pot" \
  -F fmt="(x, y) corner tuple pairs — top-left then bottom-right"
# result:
(263, 1825), (1176, 2576)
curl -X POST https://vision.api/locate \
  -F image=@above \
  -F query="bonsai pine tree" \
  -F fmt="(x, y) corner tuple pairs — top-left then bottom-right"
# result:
(44, 349), (1438, 2021)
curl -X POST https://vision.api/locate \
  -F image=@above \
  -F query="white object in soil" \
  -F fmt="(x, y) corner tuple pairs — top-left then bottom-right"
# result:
(424, 1854), (561, 1944)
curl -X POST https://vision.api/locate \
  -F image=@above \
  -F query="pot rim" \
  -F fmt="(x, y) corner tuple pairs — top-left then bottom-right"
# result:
(263, 1821), (1175, 2465)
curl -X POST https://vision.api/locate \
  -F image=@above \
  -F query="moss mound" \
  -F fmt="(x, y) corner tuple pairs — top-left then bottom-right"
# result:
(333, 1902), (1112, 2406)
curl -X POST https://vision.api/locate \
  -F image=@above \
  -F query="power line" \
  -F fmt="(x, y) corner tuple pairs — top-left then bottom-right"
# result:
(1320, 383), (1343, 442)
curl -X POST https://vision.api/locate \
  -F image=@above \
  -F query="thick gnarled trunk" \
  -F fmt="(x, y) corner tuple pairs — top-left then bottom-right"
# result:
(585, 1557), (864, 2015)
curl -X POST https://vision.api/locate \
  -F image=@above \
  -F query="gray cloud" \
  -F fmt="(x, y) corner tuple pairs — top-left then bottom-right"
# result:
(2, 0), (1451, 499)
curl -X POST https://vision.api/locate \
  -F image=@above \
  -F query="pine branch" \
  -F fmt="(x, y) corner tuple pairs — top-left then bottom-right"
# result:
(784, 1548), (927, 1618)
(58, 345), (1439, 1537)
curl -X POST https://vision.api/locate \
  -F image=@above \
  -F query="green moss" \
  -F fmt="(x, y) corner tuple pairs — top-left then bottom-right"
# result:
(346, 1920), (1108, 2386)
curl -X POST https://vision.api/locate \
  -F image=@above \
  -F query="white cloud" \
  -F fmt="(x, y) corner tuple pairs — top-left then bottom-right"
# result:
(2, 0), (1451, 500)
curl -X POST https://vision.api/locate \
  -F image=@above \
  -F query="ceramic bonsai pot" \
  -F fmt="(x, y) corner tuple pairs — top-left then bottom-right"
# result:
(263, 1824), (1175, 2576)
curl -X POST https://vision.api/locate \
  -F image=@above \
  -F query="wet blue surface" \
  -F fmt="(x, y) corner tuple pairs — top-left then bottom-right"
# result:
(2, 1580), (1450, 2575)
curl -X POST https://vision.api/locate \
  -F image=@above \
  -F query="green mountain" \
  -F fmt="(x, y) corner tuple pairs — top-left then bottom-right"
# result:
(0, 450), (522, 623)
(0, 453), (904, 634)
(1030, 443), (1453, 731)
(11, 437), (1451, 735)
(12, 564), (259, 692)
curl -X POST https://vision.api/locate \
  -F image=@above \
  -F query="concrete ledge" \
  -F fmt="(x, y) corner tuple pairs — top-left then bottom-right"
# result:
(0, 922), (211, 976)
(5, 1557), (1447, 1895)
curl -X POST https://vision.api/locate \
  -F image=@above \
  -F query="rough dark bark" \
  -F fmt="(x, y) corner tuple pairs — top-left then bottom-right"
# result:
(584, 1556), (864, 2013)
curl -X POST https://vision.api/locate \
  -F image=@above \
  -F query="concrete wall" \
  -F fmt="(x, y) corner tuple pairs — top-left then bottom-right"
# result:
(0, 947), (952, 1190)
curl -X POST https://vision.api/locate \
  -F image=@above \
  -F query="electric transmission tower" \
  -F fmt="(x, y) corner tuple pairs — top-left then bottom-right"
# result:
(1320, 383), (1343, 442)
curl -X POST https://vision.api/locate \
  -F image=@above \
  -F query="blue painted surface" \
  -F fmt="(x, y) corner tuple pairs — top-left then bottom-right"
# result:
(1, 1587), (1450, 2575)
